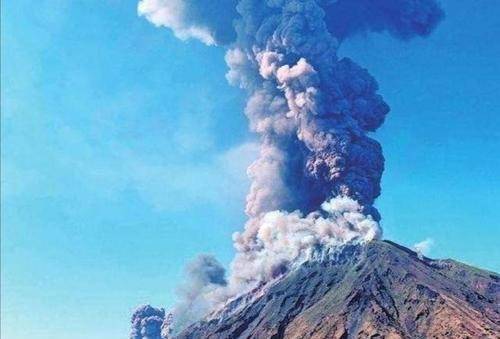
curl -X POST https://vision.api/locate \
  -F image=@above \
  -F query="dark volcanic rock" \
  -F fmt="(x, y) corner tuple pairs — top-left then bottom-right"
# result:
(176, 241), (500, 339)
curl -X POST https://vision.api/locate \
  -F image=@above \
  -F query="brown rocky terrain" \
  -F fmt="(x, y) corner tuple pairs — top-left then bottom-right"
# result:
(175, 240), (499, 338)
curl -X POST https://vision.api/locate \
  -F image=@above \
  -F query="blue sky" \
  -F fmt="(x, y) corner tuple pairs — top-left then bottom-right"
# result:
(1, 1), (499, 338)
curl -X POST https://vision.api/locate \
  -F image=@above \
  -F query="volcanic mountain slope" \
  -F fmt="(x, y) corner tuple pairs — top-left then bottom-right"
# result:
(176, 241), (500, 339)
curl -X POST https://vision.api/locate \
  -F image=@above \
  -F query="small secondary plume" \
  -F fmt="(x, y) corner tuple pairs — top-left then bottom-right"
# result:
(168, 255), (227, 333)
(134, 0), (443, 335)
(130, 305), (165, 339)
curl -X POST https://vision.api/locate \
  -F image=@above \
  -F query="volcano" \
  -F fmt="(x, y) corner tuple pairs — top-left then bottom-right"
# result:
(173, 241), (499, 339)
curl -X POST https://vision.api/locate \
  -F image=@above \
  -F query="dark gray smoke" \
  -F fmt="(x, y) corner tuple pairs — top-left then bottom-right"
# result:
(135, 0), (444, 335)
(130, 305), (165, 339)
(324, 0), (445, 41)
(225, 0), (442, 287)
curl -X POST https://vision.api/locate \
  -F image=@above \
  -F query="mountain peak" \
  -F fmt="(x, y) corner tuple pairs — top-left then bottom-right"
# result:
(174, 241), (499, 338)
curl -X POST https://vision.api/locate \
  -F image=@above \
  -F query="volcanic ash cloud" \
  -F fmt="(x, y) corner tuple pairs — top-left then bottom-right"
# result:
(131, 0), (444, 337)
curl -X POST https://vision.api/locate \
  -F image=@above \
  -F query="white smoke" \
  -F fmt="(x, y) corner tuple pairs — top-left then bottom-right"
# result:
(230, 196), (380, 289)
(138, 0), (215, 44)
(137, 0), (237, 45)
(413, 238), (434, 259)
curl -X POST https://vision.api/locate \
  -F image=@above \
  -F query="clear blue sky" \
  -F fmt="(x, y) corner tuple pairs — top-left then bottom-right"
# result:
(1, 1), (499, 338)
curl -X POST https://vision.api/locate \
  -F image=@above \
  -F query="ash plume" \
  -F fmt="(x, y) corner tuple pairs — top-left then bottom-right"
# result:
(134, 0), (444, 335)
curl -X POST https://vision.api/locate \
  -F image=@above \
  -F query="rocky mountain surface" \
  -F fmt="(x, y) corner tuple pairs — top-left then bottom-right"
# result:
(175, 241), (500, 338)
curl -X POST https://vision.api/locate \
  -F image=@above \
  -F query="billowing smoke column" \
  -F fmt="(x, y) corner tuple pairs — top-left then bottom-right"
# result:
(133, 0), (443, 336)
